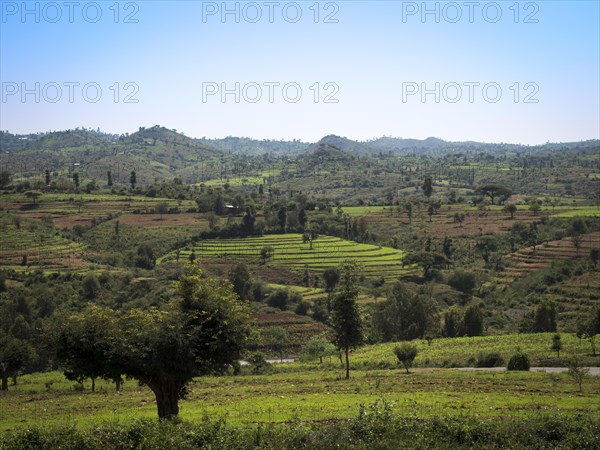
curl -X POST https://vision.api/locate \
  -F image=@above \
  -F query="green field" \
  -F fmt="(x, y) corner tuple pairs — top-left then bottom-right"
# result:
(1, 358), (598, 432)
(159, 234), (413, 279)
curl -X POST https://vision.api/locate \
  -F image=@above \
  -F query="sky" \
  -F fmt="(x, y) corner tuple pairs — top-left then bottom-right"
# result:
(1, 0), (599, 144)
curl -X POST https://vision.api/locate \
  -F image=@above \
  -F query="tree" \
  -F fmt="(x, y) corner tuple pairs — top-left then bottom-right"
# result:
(323, 267), (340, 292)
(504, 203), (517, 219)
(567, 358), (590, 392)
(404, 201), (413, 224)
(551, 333), (562, 358)
(371, 283), (435, 342)
(155, 201), (169, 219)
(590, 248), (599, 269)
(442, 307), (462, 338)
(403, 251), (447, 280)
(24, 190), (42, 205)
(447, 270), (477, 298)
(277, 206), (287, 231)
(260, 245), (274, 264)
(82, 273), (101, 300)
(107, 170), (113, 188)
(228, 263), (251, 301)
(533, 301), (557, 333)
(329, 261), (363, 379)
(73, 173), (80, 190)
(422, 177), (433, 198)
(45, 169), (51, 186)
(303, 335), (335, 364)
(475, 184), (512, 205)
(298, 207), (308, 229)
(241, 206), (256, 233)
(393, 343), (418, 374)
(269, 327), (288, 362)
(462, 304), (484, 337)
(130, 171), (137, 190)
(0, 170), (11, 187)
(135, 243), (155, 269)
(577, 312), (599, 356)
(0, 335), (34, 391)
(50, 264), (252, 419)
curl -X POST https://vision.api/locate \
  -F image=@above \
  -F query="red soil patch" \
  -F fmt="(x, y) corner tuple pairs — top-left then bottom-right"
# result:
(117, 213), (207, 227)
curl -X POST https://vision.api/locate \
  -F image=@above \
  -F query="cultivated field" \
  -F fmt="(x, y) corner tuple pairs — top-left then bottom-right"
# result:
(159, 234), (415, 280)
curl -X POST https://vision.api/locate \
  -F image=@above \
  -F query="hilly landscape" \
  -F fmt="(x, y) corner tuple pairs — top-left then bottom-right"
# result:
(1, 127), (599, 448)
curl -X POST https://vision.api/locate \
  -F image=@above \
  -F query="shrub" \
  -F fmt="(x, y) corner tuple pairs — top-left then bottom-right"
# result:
(393, 343), (418, 374)
(476, 352), (504, 368)
(507, 351), (530, 371)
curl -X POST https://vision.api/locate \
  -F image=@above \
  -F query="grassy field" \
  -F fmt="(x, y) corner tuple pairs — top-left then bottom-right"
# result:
(159, 234), (414, 280)
(1, 366), (598, 433)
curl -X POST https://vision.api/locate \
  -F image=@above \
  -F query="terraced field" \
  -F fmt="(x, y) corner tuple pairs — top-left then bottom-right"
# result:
(250, 311), (329, 356)
(498, 231), (600, 282)
(0, 193), (196, 228)
(0, 228), (87, 271)
(160, 234), (414, 280)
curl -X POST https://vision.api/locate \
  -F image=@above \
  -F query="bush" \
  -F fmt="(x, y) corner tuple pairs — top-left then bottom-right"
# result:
(507, 351), (530, 371)
(476, 352), (504, 368)
(393, 343), (418, 373)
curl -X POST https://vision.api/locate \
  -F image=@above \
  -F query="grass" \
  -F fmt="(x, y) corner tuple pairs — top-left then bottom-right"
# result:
(2, 362), (598, 432)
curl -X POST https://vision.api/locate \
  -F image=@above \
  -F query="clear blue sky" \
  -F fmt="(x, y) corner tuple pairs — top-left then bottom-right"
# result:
(1, 1), (599, 144)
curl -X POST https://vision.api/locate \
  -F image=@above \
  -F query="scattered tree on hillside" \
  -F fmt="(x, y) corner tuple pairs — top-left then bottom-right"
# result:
(329, 260), (363, 380)
(323, 267), (340, 292)
(504, 203), (517, 219)
(551, 333), (562, 358)
(130, 171), (136, 190)
(228, 263), (252, 301)
(475, 184), (512, 205)
(24, 191), (42, 205)
(155, 201), (169, 219)
(422, 177), (433, 198)
(462, 304), (484, 337)
(393, 342), (418, 374)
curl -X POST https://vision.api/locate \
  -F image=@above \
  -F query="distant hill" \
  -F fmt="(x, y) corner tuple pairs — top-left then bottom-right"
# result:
(198, 136), (308, 155)
(303, 135), (377, 156)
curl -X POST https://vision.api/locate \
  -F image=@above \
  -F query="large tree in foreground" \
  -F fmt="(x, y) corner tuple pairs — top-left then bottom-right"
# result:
(50, 263), (252, 419)
(329, 260), (363, 380)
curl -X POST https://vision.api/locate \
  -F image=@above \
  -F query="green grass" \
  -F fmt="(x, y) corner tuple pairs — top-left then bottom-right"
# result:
(2, 362), (598, 432)
(158, 234), (414, 279)
(347, 333), (600, 369)
(551, 206), (600, 218)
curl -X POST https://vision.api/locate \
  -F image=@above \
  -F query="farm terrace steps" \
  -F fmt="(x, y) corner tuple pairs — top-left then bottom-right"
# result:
(498, 231), (600, 283)
(159, 233), (416, 280)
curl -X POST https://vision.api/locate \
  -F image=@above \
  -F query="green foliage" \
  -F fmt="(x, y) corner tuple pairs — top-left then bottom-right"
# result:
(551, 333), (562, 358)
(228, 263), (252, 301)
(475, 352), (504, 368)
(462, 304), (484, 337)
(567, 358), (590, 392)
(329, 260), (364, 379)
(371, 282), (436, 342)
(507, 351), (530, 371)
(49, 264), (252, 419)
(393, 342), (418, 373)
(447, 270), (477, 296)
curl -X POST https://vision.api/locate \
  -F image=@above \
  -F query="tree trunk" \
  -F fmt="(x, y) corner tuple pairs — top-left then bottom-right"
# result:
(147, 379), (183, 419)
(115, 378), (122, 392)
(1, 373), (8, 391)
(345, 347), (350, 380)
(91, 377), (96, 392)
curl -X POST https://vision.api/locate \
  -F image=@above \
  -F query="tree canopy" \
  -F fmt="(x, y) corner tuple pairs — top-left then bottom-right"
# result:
(49, 263), (252, 419)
